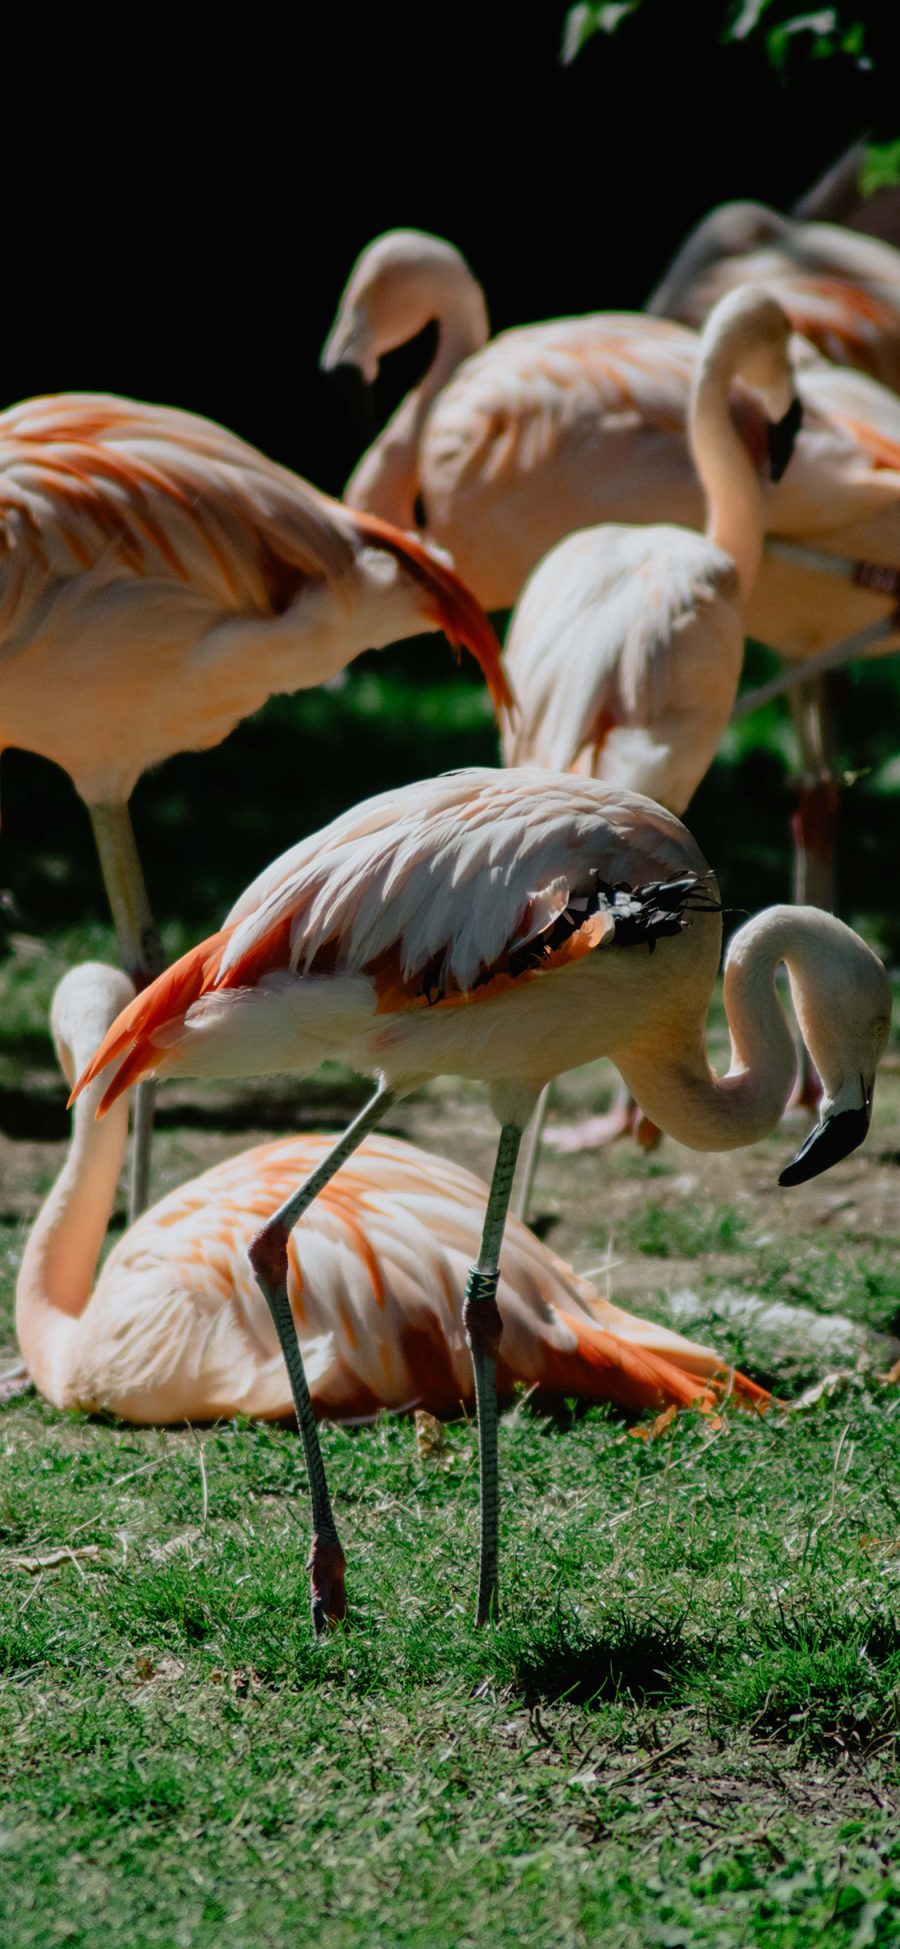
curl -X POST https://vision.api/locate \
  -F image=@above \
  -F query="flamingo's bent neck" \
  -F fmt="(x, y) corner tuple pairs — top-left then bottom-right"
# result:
(617, 906), (849, 1152)
(340, 238), (490, 528)
(15, 967), (132, 1406)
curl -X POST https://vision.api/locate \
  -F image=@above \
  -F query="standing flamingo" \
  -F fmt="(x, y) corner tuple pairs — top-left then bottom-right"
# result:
(73, 769), (892, 1631)
(501, 285), (800, 1164)
(322, 231), (700, 606)
(647, 199), (900, 395)
(503, 287), (799, 815)
(0, 391), (506, 1216)
(18, 961), (767, 1424)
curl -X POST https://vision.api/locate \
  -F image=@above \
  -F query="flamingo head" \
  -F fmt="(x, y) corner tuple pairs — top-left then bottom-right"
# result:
(51, 963), (135, 1096)
(697, 285), (804, 481)
(321, 229), (486, 383)
(779, 918), (892, 1185)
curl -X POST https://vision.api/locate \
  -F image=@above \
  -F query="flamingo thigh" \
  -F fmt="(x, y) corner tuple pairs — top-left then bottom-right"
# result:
(247, 1083), (397, 1634)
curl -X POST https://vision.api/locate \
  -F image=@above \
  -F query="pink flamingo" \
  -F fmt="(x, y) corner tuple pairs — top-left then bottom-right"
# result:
(647, 198), (900, 395)
(73, 769), (892, 1630)
(0, 391), (506, 1214)
(501, 285), (800, 1165)
(18, 961), (767, 1425)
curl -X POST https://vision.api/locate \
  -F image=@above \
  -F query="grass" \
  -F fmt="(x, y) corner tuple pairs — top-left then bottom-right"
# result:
(1, 1392), (899, 1947)
(621, 1200), (749, 1258)
(2, 935), (900, 1947)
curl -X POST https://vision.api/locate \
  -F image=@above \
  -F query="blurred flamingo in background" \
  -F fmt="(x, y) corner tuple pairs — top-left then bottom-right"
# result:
(18, 961), (767, 1425)
(73, 768), (892, 1629)
(0, 392), (506, 1216)
(502, 286), (801, 1166)
(647, 200), (900, 395)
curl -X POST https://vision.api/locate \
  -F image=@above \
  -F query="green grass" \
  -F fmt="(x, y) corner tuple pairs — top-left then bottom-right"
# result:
(621, 1200), (750, 1259)
(2, 938), (900, 1946)
(1, 1381), (899, 1947)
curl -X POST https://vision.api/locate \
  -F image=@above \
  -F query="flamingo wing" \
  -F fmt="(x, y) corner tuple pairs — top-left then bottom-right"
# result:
(0, 392), (360, 631)
(73, 770), (714, 1108)
(503, 524), (742, 796)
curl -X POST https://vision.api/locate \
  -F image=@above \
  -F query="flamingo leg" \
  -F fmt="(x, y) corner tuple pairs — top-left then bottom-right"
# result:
(789, 678), (839, 914)
(464, 1121), (523, 1627)
(247, 1083), (397, 1635)
(787, 680), (839, 1111)
(88, 802), (166, 1224)
(514, 1083), (552, 1223)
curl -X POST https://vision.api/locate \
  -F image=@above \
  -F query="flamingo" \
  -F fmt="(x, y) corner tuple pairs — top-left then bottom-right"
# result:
(72, 769), (892, 1630)
(501, 285), (800, 1165)
(0, 391), (507, 1217)
(18, 961), (768, 1425)
(325, 228), (900, 908)
(503, 286), (799, 826)
(646, 199), (900, 395)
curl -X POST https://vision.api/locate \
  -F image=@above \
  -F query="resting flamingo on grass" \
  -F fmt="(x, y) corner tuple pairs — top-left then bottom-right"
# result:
(0, 391), (507, 1217)
(73, 769), (892, 1631)
(502, 286), (800, 1162)
(18, 962), (768, 1426)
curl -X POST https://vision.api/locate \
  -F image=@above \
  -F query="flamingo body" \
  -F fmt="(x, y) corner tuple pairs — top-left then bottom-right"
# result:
(429, 340), (900, 658)
(75, 769), (722, 1113)
(502, 523), (742, 810)
(75, 766), (891, 1173)
(0, 392), (506, 808)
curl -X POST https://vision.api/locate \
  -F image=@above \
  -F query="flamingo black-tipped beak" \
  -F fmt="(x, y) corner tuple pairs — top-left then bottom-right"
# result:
(778, 1101), (870, 1186)
(767, 396), (803, 483)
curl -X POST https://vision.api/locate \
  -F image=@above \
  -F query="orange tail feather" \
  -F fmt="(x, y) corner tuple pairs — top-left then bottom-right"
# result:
(532, 1311), (769, 1415)
(350, 509), (513, 716)
(69, 926), (233, 1112)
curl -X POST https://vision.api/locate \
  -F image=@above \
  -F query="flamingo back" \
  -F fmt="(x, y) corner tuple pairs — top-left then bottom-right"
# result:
(502, 525), (743, 813)
(65, 1132), (765, 1423)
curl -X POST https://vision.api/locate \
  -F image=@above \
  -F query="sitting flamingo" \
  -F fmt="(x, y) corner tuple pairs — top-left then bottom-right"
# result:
(17, 962), (767, 1426)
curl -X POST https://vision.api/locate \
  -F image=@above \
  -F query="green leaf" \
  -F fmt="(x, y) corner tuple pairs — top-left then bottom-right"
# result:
(862, 139), (900, 195)
(727, 0), (776, 41)
(560, 0), (640, 64)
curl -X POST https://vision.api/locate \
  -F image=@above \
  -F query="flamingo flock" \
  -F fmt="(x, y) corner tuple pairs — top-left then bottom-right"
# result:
(4, 164), (898, 1633)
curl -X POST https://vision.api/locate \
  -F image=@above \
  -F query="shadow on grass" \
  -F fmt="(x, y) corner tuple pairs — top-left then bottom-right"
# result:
(497, 1612), (697, 1708)
(0, 1074), (413, 1145)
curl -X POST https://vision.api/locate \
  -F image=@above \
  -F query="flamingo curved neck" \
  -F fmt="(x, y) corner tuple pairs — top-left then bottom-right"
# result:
(617, 909), (809, 1151)
(346, 281), (489, 527)
(15, 1067), (129, 1402)
(689, 356), (765, 601)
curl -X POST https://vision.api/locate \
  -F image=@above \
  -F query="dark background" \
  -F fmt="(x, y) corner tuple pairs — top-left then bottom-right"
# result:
(3, 3), (900, 943)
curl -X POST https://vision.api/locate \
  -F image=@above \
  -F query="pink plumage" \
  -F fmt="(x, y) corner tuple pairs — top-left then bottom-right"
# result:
(0, 390), (507, 811)
(18, 961), (768, 1425)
